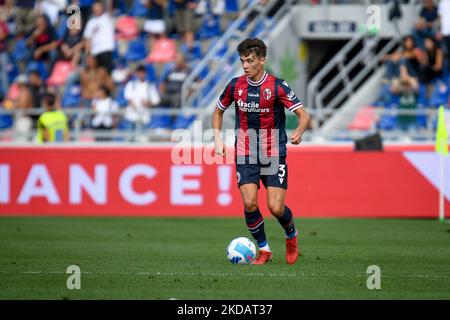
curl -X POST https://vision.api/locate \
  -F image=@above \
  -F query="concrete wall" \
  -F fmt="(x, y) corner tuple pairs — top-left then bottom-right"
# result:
(291, 3), (418, 40)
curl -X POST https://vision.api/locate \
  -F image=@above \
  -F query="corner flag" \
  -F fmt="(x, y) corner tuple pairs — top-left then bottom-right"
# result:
(435, 105), (448, 156)
(435, 105), (448, 222)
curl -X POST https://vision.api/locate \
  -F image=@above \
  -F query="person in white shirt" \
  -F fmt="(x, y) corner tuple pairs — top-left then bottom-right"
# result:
(438, 0), (450, 75)
(83, 1), (115, 73)
(123, 64), (161, 129)
(91, 85), (119, 141)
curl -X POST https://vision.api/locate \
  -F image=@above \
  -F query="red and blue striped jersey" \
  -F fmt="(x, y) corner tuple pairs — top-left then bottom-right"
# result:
(217, 72), (303, 157)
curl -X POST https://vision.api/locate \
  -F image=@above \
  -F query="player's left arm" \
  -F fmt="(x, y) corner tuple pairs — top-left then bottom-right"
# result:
(277, 80), (311, 144)
(290, 107), (310, 145)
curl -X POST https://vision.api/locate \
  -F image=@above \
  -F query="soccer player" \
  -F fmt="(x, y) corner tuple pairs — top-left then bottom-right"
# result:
(212, 38), (310, 265)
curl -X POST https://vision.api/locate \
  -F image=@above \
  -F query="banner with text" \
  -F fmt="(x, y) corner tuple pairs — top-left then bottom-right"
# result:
(0, 146), (448, 217)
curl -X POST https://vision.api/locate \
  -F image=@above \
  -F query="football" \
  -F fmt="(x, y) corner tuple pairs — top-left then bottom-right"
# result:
(226, 237), (256, 264)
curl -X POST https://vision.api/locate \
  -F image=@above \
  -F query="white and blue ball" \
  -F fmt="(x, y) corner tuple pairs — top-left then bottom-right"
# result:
(226, 237), (256, 264)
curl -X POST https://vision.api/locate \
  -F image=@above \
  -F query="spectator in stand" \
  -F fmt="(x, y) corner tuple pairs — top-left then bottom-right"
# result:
(160, 52), (191, 109)
(83, 1), (116, 73)
(0, 0), (13, 21)
(58, 27), (84, 67)
(80, 54), (115, 109)
(123, 64), (161, 131)
(78, 0), (94, 30)
(36, 0), (67, 26)
(79, 0), (113, 25)
(391, 69), (419, 131)
(0, 19), (9, 100)
(13, 74), (33, 110)
(383, 35), (421, 82)
(172, 0), (198, 50)
(28, 71), (47, 108)
(27, 70), (48, 124)
(37, 91), (70, 143)
(26, 14), (58, 63)
(90, 85), (119, 141)
(414, 0), (439, 49)
(438, 0), (450, 75)
(14, 0), (37, 37)
(417, 36), (443, 91)
(144, 0), (167, 50)
(12, 75), (33, 140)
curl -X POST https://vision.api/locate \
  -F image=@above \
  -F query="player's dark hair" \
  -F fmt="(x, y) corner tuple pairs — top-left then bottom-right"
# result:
(237, 38), (267, 58)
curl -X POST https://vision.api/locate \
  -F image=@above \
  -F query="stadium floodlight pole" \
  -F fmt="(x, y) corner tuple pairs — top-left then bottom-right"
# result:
(435, 105), (448, 223)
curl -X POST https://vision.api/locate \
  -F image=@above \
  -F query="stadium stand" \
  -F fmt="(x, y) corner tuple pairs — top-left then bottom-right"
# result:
(0, 0), (449, 143)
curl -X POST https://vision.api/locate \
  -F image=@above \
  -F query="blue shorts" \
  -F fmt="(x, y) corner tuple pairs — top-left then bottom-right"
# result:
(236, 157), (288, 190)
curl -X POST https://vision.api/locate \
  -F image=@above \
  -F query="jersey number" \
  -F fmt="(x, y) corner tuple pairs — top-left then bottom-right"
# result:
(278, 164), (286, 178)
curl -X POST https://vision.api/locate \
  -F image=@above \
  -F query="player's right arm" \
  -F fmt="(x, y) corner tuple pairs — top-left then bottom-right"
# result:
(212, 107), (226, 155)
(213, 79), (235, 156)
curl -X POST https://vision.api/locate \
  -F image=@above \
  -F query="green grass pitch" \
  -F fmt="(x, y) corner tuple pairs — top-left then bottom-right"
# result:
(1, 217), (450, 299)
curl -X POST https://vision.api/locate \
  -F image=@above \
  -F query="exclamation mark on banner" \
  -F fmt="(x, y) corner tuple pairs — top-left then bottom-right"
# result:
(217, 165), (232, 206)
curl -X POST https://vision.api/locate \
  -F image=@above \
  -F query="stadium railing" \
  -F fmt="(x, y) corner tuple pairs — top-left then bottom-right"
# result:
(0, 107), (442, 143)
(306, 30), (403, 126)
(181, 0), (295, 113)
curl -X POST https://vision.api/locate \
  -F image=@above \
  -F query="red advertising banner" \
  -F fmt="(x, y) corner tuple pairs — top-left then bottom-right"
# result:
(0, 146), (448, 217)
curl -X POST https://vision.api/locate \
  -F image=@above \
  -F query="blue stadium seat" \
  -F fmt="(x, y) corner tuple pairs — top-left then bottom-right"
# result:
(172, 114), (196, 129)
(61, 84), (81, 108)
(147, 115), (173, 129)
(115, 84), (128, 108)
(414, 83), (429, 128)
(112, 46), (121, 63)
(416, 104), (428, 129)
(390, 94), (400, 106)
(226, 0), (240, 13)
(180, 41), (203, 62)
(443, 60), (449, 80)
(238, 17), (248, 31)
(158, 62), (175, 84)
(7, 61), (19, 86)
(116, 119), (133, 130)
(197, 13), (222, 40)
(125, 40), (147, 63)
(25, 60), (49, 80)
(167, 0), (176, 17)
(113, 0), (128, 16)
(12, 39), (29, 63)
(429, 80), (449, 108)
(0, 113), (13, 129)
(377, 113), (397, 131)
(129, 0), (148, 17)
(146, 63), (157, 82)
(375, 83), (394, 107)
(207, 39), (228, 59)
(417, 83), (428, 105)
(197, 64), (209, 80)
(250, 19), (267, 38)
(57, 16), (68, 38)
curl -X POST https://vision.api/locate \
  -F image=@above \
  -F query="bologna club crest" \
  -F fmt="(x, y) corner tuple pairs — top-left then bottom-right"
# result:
(263, 88), (271, 100)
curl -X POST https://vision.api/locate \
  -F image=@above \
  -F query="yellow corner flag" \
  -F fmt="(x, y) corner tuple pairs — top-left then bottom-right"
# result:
(435, 105), (448, 156)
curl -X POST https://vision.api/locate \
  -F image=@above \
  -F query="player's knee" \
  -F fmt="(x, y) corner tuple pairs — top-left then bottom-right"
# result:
(268, 202), (284, 217)
(243, 198), (258, 212)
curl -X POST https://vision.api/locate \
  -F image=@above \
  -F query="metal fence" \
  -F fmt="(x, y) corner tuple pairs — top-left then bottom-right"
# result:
(0, 106), (443, 144)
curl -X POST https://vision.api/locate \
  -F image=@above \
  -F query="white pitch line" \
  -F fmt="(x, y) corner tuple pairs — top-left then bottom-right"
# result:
(1, 270), (450, 279)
